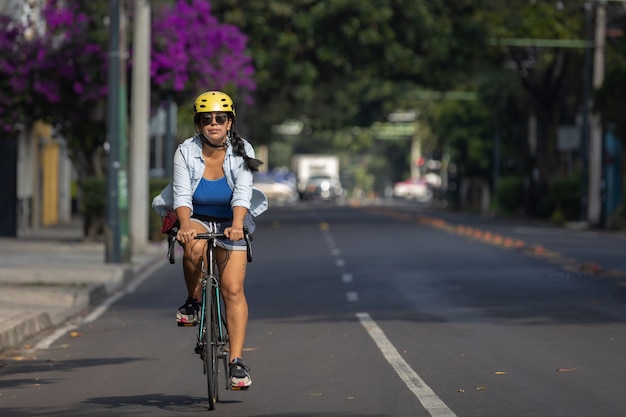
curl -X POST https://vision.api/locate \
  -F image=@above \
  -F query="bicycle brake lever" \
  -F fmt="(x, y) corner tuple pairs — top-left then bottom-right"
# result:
(243, 226), (253, 262)
(243, 226), (253, 241)
(167, 227), (178, 264)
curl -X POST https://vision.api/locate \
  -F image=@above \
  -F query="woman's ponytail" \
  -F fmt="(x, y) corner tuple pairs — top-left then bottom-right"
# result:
(230, 131), (264, 172)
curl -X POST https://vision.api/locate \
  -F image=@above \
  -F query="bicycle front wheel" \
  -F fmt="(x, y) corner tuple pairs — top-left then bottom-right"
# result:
(204, 286), (220, 409)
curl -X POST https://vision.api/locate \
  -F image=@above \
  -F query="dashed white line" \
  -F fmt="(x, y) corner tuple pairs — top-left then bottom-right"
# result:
(323, 226), (453, 415)
(356, 312), (457, 417)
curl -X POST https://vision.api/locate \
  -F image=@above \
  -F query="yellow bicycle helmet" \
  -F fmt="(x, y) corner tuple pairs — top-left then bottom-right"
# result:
(193, 91), (236, 116)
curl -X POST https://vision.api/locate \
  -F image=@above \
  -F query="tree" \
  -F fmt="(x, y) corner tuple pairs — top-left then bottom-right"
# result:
(477, 0), (588, 216)
(0, 0), (255, 179)
(0, 1), (110, 175)
(150, 0), (256, 105)
(0, 14), (33, 135)
(210, 0), (488, 143)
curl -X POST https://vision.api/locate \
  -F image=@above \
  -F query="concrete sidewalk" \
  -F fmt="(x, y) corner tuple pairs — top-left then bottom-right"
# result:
(0, 218), (165, 353)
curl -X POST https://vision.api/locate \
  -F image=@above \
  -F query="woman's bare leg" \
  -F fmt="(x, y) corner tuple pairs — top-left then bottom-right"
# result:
(217, 249), (248, 360)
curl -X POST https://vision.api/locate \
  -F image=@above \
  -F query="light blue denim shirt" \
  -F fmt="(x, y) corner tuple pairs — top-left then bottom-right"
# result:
(152, 135), (268, 218)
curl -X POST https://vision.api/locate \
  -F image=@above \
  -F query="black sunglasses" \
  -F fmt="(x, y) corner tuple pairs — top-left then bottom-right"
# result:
(200, 113), (229, 126)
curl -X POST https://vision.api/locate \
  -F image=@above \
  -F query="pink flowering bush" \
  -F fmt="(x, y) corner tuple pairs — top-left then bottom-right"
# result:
(0, 0), (255, 130)
(0, 1), (107, 135)
(0, 0), (255, 175)
(0, 15), (26, 133)
(150, 0), (256, 102)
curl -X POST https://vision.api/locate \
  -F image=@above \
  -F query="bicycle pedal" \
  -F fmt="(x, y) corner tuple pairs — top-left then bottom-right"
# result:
(230, 386), (249, 391)
(177, 322), (197, 327)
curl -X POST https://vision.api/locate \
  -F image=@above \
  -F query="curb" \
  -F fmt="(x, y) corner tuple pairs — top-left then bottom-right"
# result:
(357, 206), (626, 281)
(0, 282), (110, 352)
(0, 311), (55, 352)
(0, 241), (167, 354)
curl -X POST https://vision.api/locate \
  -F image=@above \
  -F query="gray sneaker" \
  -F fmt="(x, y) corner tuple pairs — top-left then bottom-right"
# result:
(176, 298), (199, 325)
(229, 358), (252, 389)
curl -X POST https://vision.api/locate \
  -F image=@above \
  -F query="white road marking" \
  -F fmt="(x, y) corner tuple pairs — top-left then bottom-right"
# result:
(341, 273), (353, 284)
(34, 323), (80, 350)
(346, 291), (359, 302)
(33, 258), (166, 350)
(335, 259), (345, 267)
(356, 312), (457, 417)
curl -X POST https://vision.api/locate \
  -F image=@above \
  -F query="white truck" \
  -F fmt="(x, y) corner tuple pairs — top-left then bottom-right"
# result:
(291, 154), (342, 200)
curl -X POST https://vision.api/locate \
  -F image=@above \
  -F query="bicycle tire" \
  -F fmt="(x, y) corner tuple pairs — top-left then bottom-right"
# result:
(204, 287), (218, 409)
(210, 287), (221, 403)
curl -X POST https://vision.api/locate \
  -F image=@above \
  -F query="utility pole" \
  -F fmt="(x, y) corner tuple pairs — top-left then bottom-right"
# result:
(130, 0), (151, 254)
(105, 0), (130, 263)
(588, 0), (607, 226)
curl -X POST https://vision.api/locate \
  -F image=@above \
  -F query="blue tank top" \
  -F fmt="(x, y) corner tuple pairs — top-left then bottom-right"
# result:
(192, 176), (233, 218)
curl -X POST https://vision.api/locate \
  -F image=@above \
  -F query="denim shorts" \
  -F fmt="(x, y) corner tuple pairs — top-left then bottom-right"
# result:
(190, 214), (255, 251)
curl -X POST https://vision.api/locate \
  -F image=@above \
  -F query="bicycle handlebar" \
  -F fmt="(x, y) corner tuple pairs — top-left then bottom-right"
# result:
(167, 226), (253, 264)
(195, 232), (225, 239)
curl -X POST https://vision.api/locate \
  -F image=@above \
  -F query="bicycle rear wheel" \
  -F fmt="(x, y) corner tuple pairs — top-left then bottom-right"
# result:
(204, 286), (220, 409)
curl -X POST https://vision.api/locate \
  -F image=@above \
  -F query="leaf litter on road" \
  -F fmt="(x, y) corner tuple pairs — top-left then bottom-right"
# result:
(556, 367), (579, 373)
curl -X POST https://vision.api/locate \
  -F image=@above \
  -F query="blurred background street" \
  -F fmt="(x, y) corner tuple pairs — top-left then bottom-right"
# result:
(2, 1), (626, 415)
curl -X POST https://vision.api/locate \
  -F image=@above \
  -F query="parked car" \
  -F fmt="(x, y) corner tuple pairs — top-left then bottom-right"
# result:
(254, 175), (298, 204)
(303, 175), (344, 201)
(393, 178), (432, 202)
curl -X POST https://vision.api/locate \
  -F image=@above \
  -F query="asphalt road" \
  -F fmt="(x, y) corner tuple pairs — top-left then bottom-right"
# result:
(2, 201), (626, 417)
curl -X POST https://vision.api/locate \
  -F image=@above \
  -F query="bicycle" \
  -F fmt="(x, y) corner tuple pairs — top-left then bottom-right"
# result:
(167, 225), (253, 410)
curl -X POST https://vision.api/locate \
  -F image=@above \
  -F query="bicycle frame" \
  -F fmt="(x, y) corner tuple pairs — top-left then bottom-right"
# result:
(197, 233), (225, 346)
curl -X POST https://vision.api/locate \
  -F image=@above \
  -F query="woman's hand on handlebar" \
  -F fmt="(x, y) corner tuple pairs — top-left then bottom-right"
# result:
(176, 225), (197, 244)
(224, 226), (244, 241)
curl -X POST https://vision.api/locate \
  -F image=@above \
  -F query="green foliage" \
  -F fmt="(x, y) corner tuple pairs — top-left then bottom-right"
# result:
(540, 176), (582, 222)
(595, 66), (626, 140)
(80, 176), (107, 239)
(431, 100), (493, 178)
(79, 176), (171, 241)
(80, 177), (107, 213)
(495, 175), (524, 215)
(608, 199), (626, 231)
(495, 173), (581, 222)
(550, 208), (566, 225)
(481, 0), (585, 40)
(596, 5), (626, 141)
(613, 180), (626, 230)
(211, 0), (490, 141)
(479, 1), (587, 183)
(476, 70), (529, 177)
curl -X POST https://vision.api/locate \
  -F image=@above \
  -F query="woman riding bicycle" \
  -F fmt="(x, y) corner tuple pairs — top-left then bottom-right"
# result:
(153, 91), (267, 389)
